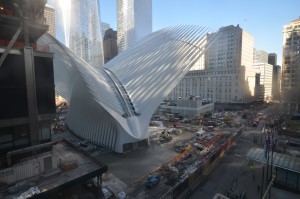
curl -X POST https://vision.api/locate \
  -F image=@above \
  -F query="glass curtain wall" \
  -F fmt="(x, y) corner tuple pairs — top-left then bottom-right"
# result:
(57, 0), (104, 67)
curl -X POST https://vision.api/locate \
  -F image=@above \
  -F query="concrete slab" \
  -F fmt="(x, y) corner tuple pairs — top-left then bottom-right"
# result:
(96, 142), (177, 185)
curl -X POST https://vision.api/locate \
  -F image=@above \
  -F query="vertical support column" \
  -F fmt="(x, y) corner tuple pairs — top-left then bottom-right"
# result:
(22, 0), (30, 47)
(23, 20), (30, 47)
(100, 174), (102, 185)
(24, 47), (39, 145)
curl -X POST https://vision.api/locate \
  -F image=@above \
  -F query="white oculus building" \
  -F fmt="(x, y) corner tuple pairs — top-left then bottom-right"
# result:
(39, 26), (214, 153)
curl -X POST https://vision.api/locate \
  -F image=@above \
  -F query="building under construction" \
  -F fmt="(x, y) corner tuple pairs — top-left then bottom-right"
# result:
(0, 1), (107, 198)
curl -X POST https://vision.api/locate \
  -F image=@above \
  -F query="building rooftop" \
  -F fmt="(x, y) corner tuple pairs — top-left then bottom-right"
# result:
(291, 16), (300, 23)
(1, 140), (107, 198)
(246, 147), (300, 174)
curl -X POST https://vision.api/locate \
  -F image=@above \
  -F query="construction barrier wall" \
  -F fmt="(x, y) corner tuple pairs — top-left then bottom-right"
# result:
(0, 152), (58, 185)
(161, 126), (244, 199)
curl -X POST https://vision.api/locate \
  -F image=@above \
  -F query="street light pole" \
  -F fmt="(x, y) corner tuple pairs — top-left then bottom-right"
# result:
(268, 137), (277, 199)
(261, 136), (269, 199)
(261, 164), (265, 199)
(265, 136), (270, 189)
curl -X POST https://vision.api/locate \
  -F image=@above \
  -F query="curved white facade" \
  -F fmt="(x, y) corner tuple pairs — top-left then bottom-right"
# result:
(38, 26), (211, 153)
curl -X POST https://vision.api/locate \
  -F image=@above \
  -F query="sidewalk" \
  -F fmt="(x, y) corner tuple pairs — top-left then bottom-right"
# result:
(232, 159), (300, 199)
(191, 128), (300, 199)
(230, 161), (263, 199)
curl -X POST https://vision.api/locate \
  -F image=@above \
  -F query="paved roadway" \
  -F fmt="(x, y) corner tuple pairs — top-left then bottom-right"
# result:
(191, 125), (300, 199)
(96, 140), (177, 185)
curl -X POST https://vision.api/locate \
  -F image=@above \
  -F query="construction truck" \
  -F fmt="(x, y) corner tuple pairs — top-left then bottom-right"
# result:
(160, 131), (172, 143)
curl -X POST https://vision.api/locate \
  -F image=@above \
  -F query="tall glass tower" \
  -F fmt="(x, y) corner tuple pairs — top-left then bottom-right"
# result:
(117, 0), (152, 52)
(57, 0), (104, 67)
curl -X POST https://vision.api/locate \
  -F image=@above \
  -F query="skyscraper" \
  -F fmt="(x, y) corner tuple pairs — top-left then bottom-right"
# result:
(57, 0), (104, 67)
(252, 49), (273, 102)
(117, 0), (152, 52)
(253, 49), (268, 64)
(103, 28), (118, 63)
(253, 62), (273, 102)
(268, 53), (281, 100)
(282, 17), (300, 111)
(44, 4), (56, 37)
(205, 25), (254, 71)
(268, 53), (277, 66)
(101, 22), (110, 38)
(273, 65), (281, 100)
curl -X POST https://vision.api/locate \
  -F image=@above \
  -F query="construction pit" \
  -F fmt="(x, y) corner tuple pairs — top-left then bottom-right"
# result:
(123, 123), (243, 199)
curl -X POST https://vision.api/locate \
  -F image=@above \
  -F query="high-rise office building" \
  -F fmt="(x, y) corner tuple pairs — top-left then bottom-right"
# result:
(44, 4), (56, 37)
(254, 49), (268, 64)
(268, 53), (281, 100)
(57, 0), (104, 67)
(253, 63), (273, 102)
(268, 53), (277, 66)
(103, 28), (118, 63)
(205, 25), (254, 71)
(101, 22), (110, 38)
(282, 17), (300, 111)
(273, 65), (281, 100)
(117, 0), (152, 52)
(252, 49), (273, 102)
(169, 25), (258, 105)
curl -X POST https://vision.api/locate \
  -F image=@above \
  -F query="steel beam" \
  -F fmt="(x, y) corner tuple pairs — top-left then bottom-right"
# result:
(24, 47), (39, 146)
(0, 27), (22, 67)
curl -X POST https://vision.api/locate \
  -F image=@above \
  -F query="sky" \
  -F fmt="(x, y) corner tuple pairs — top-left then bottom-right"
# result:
(100, 0), (300, 66)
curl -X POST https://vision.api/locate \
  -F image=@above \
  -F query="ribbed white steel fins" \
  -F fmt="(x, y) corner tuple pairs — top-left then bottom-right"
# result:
(38, 26), (211, 153)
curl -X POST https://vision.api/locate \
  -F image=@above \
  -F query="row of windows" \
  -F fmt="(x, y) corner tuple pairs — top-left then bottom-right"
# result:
(177, 81), (239, 87)
(186, 70), (240, 76)
(207, 65), (236, 69)
(284, 60), (299, 64)
(175, 87), (241, 96)
(180, 76), (239, 83)
(172, 93), (239, 101)
(178, 83), (238, 88)
(187, 82), (234, 87)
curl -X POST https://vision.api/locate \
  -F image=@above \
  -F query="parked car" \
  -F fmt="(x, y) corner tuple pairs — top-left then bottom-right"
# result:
(288, 141), (300, 148)
(145, 174), (161, 188)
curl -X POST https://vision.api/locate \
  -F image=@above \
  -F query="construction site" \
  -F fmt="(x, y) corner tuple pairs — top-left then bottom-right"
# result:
(44, 101), (245, 199)
(123, 115), (244, 199)
(2, 1), (299, 199)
